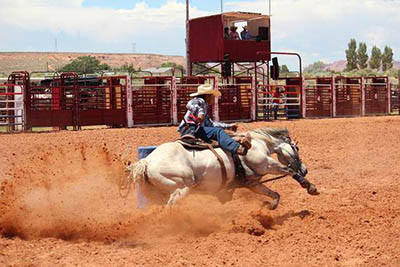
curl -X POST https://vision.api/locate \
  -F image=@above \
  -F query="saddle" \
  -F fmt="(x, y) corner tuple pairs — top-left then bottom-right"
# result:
(177, 134), (219, 150)
(176, 134), (249, 190)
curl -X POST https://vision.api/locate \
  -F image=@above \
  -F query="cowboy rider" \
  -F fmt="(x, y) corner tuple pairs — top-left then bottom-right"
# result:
(178, 84), (251, 156)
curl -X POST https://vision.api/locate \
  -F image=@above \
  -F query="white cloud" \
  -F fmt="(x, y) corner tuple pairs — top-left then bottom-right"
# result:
(225, 0), (400, 65)
(0, 0), (209, 43)
(0, 0), (399, 64)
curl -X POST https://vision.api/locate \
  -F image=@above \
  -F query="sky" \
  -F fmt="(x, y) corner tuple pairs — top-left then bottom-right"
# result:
(0, 0), (399, 68)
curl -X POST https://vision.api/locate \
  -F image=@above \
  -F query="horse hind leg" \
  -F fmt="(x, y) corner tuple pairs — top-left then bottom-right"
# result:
(167, 187), (191, 206)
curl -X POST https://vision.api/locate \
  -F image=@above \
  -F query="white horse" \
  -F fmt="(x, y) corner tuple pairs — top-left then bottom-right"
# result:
(127, 128), (318, 210)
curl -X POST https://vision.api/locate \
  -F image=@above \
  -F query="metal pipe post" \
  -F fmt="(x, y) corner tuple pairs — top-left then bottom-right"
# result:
(186, 0), (192, 75)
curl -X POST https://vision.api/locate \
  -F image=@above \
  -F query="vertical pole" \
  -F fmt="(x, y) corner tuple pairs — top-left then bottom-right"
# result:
(171, 76), (178, 125)
(126, 75), (133, 127)
(332, 77), (336, 118)
(221, 0), (223, 13)
(254, 62), (258, 120)
(269, 0), (271, 16)
(186, 0), (192, 76)
(302, 77), (306, 118)
(387, 77), (391, 115)
(214, 77), (220, 121)
(361, 77), (365, 116)
(251, 76), (256, 121)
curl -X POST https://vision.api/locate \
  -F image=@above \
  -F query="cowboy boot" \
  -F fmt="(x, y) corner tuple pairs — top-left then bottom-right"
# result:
(240, 133), (252, 149)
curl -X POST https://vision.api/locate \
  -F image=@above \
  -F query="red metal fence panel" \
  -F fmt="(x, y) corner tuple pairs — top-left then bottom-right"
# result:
(335, 77), (362, 116)
(218, 76), (252, 121)
(78, 76), (126, 127)
(364, 77), (388, 115)
(15, 72), (127, 129)
(304, 77), (333, 118)
(131, 76), (173, 125)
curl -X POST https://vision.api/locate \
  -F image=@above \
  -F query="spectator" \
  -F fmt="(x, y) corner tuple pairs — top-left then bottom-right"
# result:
(240, 26), (255, 40)
(272, 87), (281, 120)
(229, 26), (240, 40)
(224, 27), (230, 39)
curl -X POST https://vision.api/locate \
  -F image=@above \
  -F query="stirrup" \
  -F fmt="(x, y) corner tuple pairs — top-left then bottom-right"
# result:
(236, 145), (248, 156)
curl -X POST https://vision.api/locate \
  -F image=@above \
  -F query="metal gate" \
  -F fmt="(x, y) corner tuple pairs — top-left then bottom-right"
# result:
(304, 77), (333, 118)
(392, 83), (399, 115)
(78, 76), (126, 127)
(335, 77), (362, 116)
(131, 76), (173, 125)
(218, 76), (252, 122)
(0, 82), (24, 132)
(364, 77), (389, 115)
(257, 78), (302, 120)
(16, 72), (127, 129)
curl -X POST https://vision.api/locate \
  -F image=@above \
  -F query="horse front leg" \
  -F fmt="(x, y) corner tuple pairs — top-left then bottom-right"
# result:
(247, 183), (280, 210)
(293, 174), (319, 195)
(265, 156), (295, 176)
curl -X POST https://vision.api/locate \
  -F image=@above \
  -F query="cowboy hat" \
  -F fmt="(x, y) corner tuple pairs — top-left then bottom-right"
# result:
(190, 84), (221, 97)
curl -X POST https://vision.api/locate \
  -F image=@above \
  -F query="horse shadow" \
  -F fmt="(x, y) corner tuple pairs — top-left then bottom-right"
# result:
(254, 209), (312, 230)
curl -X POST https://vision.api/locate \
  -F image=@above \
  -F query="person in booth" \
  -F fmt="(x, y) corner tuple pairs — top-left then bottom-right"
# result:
(229, 26), (240, 40)
(178, 84), (251, 156)
(240, 26), (255, 40)
(224, 27), (231, 39)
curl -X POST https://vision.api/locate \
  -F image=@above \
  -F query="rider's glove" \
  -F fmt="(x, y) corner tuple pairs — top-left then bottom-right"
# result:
(230, 123), (238, 132)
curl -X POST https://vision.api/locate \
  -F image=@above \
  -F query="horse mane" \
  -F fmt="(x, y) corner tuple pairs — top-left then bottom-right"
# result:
(252, 127), (290, 141)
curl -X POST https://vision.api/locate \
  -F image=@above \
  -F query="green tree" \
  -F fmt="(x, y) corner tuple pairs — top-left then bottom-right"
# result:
(304, 61), (326, 74)
(59, 56), (111, 73)
(357, 42), (368, 69)
(160, 62), (184, 69)
(160, 62), (186, 74)
(346, 39), (358, 71)
(382, 46), (394, 71)
(192, 63), (214, 75)
(369, 46), (382, 70)
(281, 65), (289, 73)
(117, 63), (136, 73)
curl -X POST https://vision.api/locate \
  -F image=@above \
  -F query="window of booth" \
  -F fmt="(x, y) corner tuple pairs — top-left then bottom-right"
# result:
(223, 14), (269, 41)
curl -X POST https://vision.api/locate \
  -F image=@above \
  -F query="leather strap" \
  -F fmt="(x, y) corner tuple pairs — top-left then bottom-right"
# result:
(207, 144), (228, 189)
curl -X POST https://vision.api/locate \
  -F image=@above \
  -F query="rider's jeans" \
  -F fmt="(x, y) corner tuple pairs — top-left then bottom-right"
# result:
(180, 125), (240, 154)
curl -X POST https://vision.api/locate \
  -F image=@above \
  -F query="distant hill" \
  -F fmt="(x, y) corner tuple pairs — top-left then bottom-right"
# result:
(0, 52), (185, 76)
(324, 60), (400, 72)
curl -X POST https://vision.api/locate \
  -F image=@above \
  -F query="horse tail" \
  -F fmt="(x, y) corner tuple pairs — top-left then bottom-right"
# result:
(126, 159), (148, 185)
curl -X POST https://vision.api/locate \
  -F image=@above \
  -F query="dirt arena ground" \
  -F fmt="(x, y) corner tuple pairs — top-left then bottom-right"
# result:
(0, 116), (399, 267)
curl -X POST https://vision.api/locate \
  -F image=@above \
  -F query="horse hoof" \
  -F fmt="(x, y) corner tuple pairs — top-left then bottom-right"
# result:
(269, 199), (279, 210)
(307, 184), (320, 196)
(263, 200), (279, 210)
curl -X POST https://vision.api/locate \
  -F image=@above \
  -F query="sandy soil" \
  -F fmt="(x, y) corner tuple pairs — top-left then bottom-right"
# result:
(0, 116), (399, 267)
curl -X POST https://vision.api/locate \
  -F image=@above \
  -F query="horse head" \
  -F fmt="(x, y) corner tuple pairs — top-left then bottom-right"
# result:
(275, 136), (307, 177)
(252, 127), (307, 178)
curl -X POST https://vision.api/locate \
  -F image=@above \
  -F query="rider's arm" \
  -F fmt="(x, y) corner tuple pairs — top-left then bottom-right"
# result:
(205, 116), (232, 129)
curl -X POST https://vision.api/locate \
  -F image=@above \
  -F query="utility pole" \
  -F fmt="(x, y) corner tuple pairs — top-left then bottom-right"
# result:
(269, 0), (271, 16)
(221, 0), (223, 13)
(132, 42), (136, 53)
(186, 0), (191, 75)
